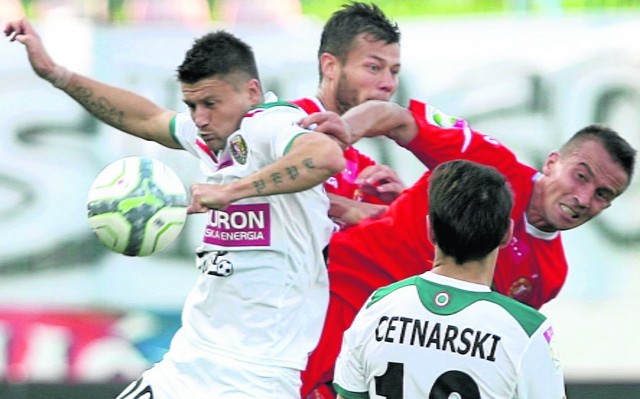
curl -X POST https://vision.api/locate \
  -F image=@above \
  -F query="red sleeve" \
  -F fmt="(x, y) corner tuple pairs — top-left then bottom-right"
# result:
(405, 99), (520, 174)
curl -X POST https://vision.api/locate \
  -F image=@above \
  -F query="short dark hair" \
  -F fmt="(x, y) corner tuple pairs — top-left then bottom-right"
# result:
(177, 30), (260, 85)
(318, 1), (400, 78)
(429, 160), (513, 264)
(561, 124), (636, 187)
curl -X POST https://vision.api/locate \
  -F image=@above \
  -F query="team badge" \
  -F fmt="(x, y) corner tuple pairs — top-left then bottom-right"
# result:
(434, 292), (450, 307)
(509, 277), (533, 301)
(229, 135), (248, 165)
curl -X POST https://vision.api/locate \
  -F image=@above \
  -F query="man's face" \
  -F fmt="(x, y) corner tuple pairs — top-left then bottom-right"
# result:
(334, 33), (401, 114)
(181, 76), (259, 152)
(537, 139), (629, 231)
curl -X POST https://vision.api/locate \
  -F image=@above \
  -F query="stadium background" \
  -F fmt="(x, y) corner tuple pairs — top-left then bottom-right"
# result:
(1, 0), (639, 397)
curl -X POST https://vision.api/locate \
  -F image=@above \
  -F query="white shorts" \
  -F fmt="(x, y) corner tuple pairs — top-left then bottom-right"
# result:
(115, 349), (301, 399)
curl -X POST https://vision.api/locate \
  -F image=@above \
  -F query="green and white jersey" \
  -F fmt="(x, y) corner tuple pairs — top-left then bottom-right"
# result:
(334, 272), (565, 399)
(167, 94), (333, 371)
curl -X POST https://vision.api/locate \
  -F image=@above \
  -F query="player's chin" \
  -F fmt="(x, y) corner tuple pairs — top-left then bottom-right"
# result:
(557, 216), (589, 231)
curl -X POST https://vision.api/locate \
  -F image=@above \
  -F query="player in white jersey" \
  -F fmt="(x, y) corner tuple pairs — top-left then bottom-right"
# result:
(6, 20), (345, 398)
(170, 101), (335, 371)
(333, 160), (566, 399)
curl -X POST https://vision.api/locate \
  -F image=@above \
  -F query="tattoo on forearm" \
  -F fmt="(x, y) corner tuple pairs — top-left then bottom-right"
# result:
(253, 179), (266, 194)
(70, 86), (126, 128)
(286, 166), (299, 180)
(252, 158), (318, 195)
(271, 172), (283, 185)
(302, 158), (316, 170)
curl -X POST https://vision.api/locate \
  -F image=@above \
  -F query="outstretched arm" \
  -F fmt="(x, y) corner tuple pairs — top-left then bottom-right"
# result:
(188, 132), (346, 213)
(4, 18), (179, 149)
(299, 100), (419, 146)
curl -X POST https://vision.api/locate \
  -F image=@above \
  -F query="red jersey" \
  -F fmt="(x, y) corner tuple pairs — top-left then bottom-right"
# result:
(302, 99), (568, 398)
(329, 99), (568, 311)
(290, 97), (384, 205)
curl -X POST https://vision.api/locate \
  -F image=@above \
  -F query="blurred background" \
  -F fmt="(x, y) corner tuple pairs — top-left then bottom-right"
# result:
(1, 0), (639, 398)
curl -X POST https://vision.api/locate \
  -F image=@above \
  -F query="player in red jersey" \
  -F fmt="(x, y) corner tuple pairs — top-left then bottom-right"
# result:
(300, 98), (636, 395)
(289, 1), (404, 231)
(292, 4), (405, 397)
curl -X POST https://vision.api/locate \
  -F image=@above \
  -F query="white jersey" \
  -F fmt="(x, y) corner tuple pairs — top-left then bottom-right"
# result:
(334, 272), (566, 399)
(167, 95), (332, 371)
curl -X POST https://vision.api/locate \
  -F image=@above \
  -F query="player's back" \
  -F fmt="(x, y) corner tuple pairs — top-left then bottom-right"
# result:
(334, 272), (566, 399)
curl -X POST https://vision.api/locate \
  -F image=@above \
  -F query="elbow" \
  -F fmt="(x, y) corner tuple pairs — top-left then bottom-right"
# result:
(316, 138), (346, 176)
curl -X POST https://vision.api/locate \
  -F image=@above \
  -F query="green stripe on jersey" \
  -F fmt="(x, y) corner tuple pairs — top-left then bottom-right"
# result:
(333, 383), (369, 399)
(367, 276), (546, 337)
(252, 101), (309, 155)
(169, 115), (180, 146)
(253, 100), (301, 111)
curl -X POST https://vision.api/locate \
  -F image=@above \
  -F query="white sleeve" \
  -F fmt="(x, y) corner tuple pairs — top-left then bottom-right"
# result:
(333, 317), (369, 395)
(241, 105), (310, 162)
(170, 111), (200, 158)
(516, 321), (566, 399)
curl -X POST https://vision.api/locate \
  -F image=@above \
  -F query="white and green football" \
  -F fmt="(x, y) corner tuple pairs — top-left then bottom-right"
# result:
(87, 156), (187, 256)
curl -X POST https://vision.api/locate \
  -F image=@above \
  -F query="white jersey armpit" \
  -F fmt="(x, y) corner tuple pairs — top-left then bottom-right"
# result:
(166, 95), (332, 371)
(334, 272), (566, 399)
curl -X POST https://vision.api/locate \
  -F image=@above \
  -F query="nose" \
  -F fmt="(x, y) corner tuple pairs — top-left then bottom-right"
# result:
(193, 106), (209, 129)
(379, 69), (398, 93)
(573, 186), (592, 210)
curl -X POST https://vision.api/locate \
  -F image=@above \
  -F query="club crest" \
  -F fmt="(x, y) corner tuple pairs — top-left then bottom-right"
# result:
(230, 135), (248, 165)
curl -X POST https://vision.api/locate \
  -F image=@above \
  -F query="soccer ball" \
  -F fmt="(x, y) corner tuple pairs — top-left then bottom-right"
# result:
(87, 156), (188, 256)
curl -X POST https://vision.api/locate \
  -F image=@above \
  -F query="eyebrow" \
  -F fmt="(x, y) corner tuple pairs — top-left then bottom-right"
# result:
(365, 54), (400, 67)
(579, 161), (594, 178)
(579, 161), (618, 197)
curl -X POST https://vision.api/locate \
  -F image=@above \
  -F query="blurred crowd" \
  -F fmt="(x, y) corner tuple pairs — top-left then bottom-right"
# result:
(1, 0), (305, 27)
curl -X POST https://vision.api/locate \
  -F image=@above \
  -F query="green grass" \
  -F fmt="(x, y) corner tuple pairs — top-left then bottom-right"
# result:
(300, 0), (640, 19)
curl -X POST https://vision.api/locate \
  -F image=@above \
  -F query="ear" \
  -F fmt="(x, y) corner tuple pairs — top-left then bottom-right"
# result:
(499, 219), (514, 248)
(245, 78), (262, 105)
(542, 151), (560, 176)
(319, 52), (339, 81)
(426, 214), (436, 245)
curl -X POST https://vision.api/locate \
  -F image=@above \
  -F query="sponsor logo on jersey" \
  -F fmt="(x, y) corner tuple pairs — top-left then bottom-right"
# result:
(543, 326), (554, 343)
(325, 176), (338, 188)
(204, 203), (270, 246)
(375, 315), (501, 362)
(196, 250), (234, 277)
(544, 326), (563, 370)
(425, 104), (465, 129)
(229, 134), (248, 165)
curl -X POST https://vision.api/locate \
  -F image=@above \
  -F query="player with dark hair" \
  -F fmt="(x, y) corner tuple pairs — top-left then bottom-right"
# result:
(288, 3), (406, 396)
(5, 4), (406, 397)
(291, 1), (404, 228)
(300, 98), (636, 395)
(333, 160), (567, 398)
(6, 20), (345, 398)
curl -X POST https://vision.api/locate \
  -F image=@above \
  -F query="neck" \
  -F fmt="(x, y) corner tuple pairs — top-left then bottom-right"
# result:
(526, 176), (556, 232)
(317, 86), (339, 114)
(430, 249), (497, 287)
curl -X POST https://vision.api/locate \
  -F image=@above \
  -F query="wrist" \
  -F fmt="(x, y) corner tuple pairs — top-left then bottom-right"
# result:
(45, 65), (73, 89)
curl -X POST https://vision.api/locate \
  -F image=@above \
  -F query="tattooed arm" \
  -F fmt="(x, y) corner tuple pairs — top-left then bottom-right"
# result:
(188, 132), (345, 213)
(5, 18), (179, 149)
